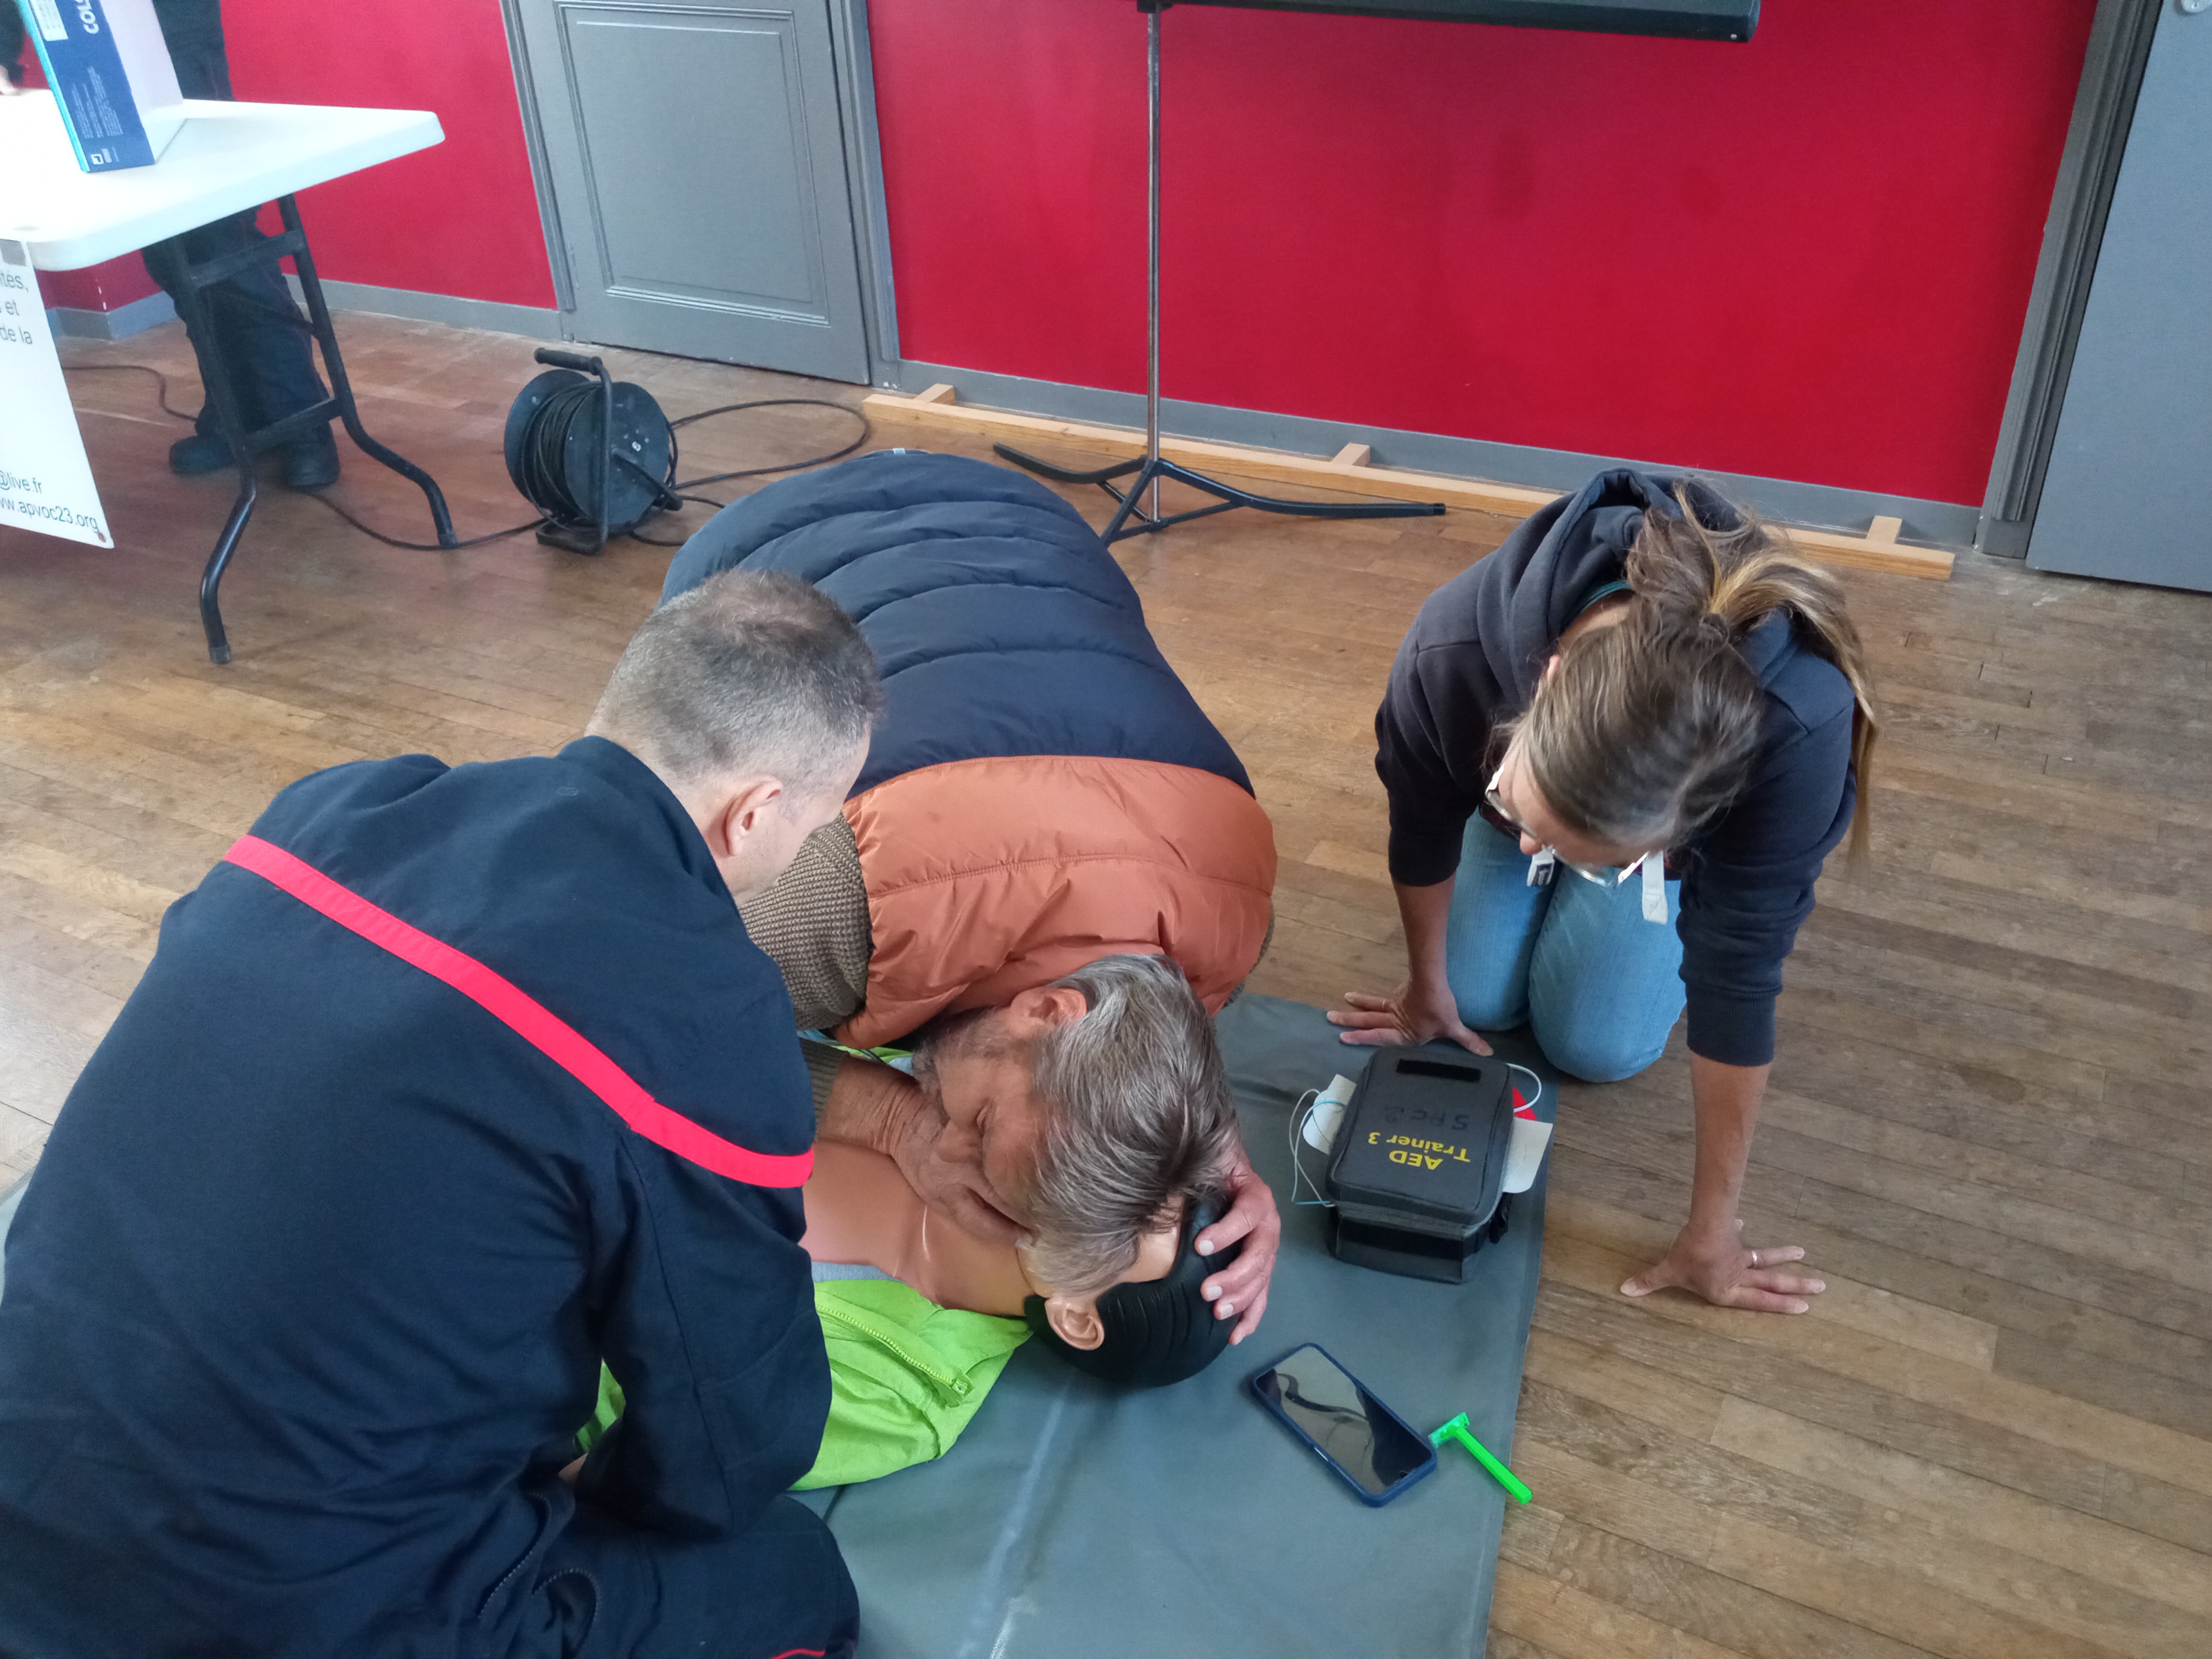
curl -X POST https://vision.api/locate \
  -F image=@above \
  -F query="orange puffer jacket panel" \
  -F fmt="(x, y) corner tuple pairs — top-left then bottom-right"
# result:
(834, 754), (1278, 1050)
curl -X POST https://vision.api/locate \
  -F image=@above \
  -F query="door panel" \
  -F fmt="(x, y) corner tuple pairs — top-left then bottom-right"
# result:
(2028, 1), (2212, 591)
(520, 1), (870, 383)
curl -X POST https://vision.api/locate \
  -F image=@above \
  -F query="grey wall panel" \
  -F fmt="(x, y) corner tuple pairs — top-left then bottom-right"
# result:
(1976, 0), (2160, 557)
(564, 11), (822, 310)
(2029, 1), (2212, 592)
(516, 0), (870, 382)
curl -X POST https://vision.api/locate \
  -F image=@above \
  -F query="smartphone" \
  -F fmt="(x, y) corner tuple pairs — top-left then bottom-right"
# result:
(1249, 1343), (1437, 1506)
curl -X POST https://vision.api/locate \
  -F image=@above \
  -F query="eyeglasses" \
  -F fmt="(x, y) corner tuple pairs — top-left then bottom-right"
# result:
(1485, 770), (1649, 887)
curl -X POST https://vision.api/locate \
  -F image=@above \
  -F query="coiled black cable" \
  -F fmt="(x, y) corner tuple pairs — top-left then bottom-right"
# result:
(510, 376), (679, 532)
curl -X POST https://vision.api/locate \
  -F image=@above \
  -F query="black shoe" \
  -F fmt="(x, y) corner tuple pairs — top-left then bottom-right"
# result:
(169, 432), (234, 475)
(281, 430), (341, 492)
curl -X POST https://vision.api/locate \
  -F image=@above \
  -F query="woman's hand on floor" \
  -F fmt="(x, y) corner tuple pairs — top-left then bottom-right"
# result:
(1196, 1153), (1279, 1345)
(1621, 1218), (1825, 1314)
(1328, 979), (1493, 1055)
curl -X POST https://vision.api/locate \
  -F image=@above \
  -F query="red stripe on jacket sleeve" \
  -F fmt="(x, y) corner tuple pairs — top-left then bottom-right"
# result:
(223, 834), (812, 1188)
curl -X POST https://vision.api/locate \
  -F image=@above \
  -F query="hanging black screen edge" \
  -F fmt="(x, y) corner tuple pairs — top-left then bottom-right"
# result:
(1166, 1), (1757, 47)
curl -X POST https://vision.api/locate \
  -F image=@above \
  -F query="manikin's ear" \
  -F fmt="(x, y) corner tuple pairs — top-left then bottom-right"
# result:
(1541, 651), (1562, 683)
(705, 775), (787, 856)
(1042, 1292), (1105, 1351)
(1003, 983), (1090, 1033)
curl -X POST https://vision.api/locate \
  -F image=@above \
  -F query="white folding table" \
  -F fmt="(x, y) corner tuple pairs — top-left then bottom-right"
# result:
(1, 93), (454, 662)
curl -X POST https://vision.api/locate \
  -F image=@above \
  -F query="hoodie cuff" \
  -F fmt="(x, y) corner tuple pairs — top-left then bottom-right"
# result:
(1685, 987), (1777, 1069)
(1386, 813), (1471, 889)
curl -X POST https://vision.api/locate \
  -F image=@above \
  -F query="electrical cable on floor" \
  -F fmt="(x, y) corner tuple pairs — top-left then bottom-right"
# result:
(625, 401), (873, 544)
(303, 495), (549, 551)
(667, 397), (873, 485)
(61, 362), (199, 423)
(61, 364), (870, 554)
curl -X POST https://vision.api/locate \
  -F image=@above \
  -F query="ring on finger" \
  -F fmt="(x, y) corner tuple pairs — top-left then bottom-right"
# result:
(1749, 1249), (1760, 1267)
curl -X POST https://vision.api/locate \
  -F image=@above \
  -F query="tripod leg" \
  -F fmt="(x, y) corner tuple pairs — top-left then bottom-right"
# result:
(1150, 459), (1445, 522)
(994, 445), (1146, 488)
(1101, 456), (1166, 541)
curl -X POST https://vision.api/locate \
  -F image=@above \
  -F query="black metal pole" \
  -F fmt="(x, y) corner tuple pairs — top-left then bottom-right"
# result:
(1145, 0), (1162, 523)
(995, 1), (1446, 545)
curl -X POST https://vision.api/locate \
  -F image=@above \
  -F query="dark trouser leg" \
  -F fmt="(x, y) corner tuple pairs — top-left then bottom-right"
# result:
(142, 44), (332, 443)
(2, 7), (27, 87)
(144, 213), (333, 439)
(509, 1496), (859, 1659)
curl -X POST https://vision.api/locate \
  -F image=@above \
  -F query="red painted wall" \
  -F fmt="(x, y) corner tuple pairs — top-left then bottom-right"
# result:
(222, 1), (555, 309)
(32, 4), (552, 316)
(39, 261), (161, 313)
(867, 0), (2095, 507)
(33, 2), (2090, 505)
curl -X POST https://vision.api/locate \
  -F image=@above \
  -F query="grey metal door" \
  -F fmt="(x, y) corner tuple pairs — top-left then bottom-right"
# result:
(2029, 0), (2212, 591)
(515, 0), (871, 382)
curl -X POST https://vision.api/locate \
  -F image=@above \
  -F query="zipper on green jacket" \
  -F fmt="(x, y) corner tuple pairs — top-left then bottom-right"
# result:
(816, 1301), (976, 1401)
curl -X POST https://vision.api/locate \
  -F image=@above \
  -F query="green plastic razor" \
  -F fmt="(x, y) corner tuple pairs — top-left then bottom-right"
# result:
(1430, 1412), (1531, 1504)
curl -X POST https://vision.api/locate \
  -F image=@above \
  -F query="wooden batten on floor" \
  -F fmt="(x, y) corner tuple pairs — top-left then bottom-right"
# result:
(863, 385), (1956, 581)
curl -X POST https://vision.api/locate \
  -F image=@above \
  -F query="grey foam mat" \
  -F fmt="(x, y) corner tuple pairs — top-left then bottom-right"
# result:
(815, 994), (1554, 1659)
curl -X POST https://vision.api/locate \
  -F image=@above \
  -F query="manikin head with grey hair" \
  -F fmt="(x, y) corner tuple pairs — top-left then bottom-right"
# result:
(908, 953), (1242, 1301)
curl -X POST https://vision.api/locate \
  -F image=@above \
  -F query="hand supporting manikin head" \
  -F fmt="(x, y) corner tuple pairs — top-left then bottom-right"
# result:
(1020, 1189), (1243, 1389)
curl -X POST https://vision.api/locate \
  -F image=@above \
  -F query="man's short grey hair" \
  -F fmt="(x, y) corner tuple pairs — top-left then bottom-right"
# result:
(590, 570), (882, 795)
(1017, 953), (1240, 1296)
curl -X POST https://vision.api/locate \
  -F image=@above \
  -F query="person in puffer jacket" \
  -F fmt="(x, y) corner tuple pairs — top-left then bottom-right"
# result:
(661, 450), (1284, 1343)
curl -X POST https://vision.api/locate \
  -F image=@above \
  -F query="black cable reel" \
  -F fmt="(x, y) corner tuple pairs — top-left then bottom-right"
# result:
(504, 348), (678, 554)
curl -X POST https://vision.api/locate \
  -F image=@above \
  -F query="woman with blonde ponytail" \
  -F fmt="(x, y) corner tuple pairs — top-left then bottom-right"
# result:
(1338, 470), (1877, 1316)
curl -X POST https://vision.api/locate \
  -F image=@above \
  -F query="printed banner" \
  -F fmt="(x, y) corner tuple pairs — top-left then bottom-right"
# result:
(0, 240), (113, 549)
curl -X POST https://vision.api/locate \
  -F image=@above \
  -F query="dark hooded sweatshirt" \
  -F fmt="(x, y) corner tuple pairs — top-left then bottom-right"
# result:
(1375, 471), (1856, 1067)
(0, 738), (827, 1658)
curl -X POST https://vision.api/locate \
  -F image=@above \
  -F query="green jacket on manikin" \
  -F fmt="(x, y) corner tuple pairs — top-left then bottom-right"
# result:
(583, 1280), (1029, 1488)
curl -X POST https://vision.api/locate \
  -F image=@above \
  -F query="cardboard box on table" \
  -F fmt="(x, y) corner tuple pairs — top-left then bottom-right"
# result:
(19, 0), (187, 172)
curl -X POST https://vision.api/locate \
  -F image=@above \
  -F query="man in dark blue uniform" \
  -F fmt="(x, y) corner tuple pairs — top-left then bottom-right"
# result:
(0, 571), (881, 1658)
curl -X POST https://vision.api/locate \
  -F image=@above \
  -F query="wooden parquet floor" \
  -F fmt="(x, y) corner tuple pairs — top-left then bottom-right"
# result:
(6, 314), (2209, 1657)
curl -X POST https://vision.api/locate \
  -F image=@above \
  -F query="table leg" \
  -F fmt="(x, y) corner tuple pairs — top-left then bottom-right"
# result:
(278, 197), (456, 547)
(165, 259), (261, 666)
(173, 196), (459, 664)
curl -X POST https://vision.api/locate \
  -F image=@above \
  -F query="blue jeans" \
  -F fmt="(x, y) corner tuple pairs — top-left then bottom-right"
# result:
(1444, 816), (1685, 1083)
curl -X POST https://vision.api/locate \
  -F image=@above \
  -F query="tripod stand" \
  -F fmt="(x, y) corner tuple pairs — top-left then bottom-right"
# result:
(996, 1), (1445, 543)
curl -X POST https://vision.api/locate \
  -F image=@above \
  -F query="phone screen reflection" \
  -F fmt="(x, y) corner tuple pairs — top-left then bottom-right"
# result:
(1256, 1347), (1429, 1496)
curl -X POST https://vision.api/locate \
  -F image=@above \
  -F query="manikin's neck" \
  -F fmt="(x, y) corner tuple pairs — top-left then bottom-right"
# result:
(800, 1142), (1036, 1316)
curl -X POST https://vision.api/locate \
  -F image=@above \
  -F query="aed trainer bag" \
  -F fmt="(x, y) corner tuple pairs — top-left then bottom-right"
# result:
(1326, 1048), (1515, 1284)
